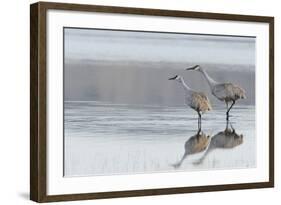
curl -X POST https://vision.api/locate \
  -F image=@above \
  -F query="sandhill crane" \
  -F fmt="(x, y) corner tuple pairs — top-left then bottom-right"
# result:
(186, 65), (246, 121)
(172, 130), (211, 168)
(193, 122), (243, 165)
(169, 75), (212, 130)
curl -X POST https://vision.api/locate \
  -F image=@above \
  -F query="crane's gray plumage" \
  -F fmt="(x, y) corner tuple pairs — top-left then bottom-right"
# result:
(169, 75), (212, 129)
(186, 65), (246, 121)
(212, 83), (246, 102)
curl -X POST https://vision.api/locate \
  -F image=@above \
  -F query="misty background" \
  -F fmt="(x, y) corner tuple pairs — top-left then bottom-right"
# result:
(64, 28), (255, 106)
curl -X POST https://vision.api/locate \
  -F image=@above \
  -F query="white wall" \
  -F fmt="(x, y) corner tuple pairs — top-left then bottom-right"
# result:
(0, 0), (279, 204)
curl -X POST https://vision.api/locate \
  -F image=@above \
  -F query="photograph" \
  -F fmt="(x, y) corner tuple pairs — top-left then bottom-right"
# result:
(30, 2), (274, 202)
(63, 27), (256, 177)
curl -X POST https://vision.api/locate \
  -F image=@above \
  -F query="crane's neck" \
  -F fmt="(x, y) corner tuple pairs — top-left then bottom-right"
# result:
(200, 68), (218, 88)
(179, 77), (192, 93)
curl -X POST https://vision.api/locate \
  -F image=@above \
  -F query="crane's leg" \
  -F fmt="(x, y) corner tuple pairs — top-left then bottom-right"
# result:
(225, 101), (229, 121)
(197, 112), (200, 131)
(226, 119), (229, 130)
(198, 112), (202, 132)
(226, 100), (235, 121)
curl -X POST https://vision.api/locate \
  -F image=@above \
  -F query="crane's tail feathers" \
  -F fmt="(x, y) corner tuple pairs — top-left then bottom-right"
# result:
(207, 102), (212, 111)
(239, 87), (247, 99)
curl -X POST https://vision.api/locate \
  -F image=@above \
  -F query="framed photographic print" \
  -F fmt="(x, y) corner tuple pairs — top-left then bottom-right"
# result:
(30, 1), (274, 202)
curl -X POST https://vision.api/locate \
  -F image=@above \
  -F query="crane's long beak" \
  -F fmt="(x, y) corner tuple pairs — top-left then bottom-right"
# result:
(186, 65), (198, 70)
(169, 75), (177, 80)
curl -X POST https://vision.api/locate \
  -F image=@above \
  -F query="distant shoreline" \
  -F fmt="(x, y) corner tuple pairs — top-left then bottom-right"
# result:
(64, 100), (256, 108)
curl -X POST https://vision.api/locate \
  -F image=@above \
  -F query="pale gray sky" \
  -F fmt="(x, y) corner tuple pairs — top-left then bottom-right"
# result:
(64, 28), (256, 67)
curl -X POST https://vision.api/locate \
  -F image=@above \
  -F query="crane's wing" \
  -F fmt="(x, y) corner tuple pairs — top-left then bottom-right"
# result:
(232, 84), (246, 99)
(213, 83), (246, 101)
(196, 92), (209, 101)
(212, 84), (229, 100)
(190, 92), (212, 112)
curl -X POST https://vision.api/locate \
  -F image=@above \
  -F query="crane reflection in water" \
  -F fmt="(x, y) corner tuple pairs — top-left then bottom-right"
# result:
(172, 121), (244, 168)
(172, 129), (211, 168)
(194, 121), (243, 165)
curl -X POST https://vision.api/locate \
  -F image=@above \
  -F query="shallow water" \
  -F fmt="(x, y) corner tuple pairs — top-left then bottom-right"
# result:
(64, 101), (256, 177)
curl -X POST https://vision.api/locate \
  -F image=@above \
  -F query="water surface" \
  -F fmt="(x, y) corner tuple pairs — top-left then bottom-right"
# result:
(64, 101), (256, 177)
